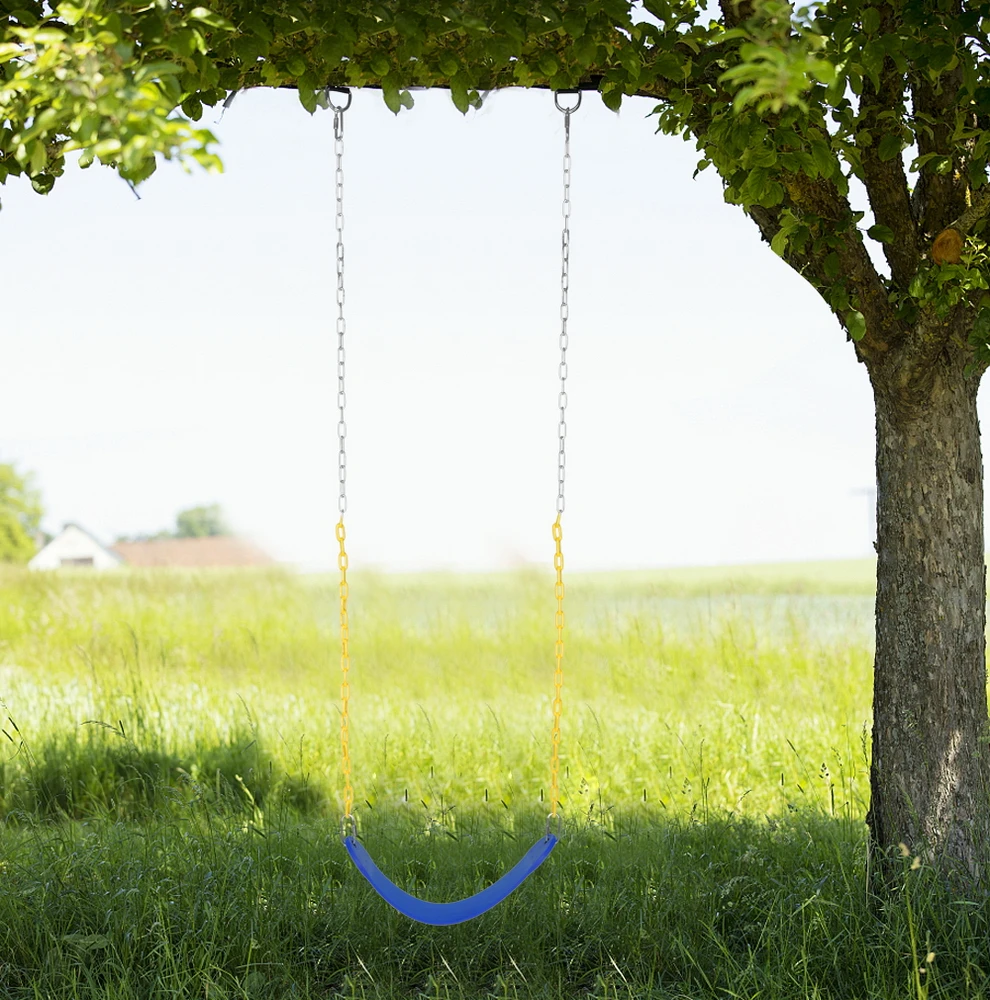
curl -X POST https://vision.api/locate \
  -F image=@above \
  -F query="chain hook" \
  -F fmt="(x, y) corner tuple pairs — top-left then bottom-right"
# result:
(340, 813), (357, 841)
(554, 90), (582, 114)
(327, 87), (352, 140)
(326, 87), (353, 114)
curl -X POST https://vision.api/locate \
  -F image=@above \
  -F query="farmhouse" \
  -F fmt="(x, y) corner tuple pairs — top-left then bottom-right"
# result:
(30, 525), (274, 570)
(28, 523), (123, 570)
(113, 536), (274, 568)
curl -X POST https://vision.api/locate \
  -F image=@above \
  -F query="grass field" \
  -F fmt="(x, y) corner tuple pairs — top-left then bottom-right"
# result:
(0, 560), (986, 999)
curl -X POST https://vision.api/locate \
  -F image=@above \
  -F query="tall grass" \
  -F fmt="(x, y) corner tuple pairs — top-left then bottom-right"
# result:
(3, 563), (987, 999)
(0, 566), (873, 823)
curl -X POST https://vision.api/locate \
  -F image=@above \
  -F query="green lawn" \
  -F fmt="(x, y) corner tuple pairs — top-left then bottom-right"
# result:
(0, 562), (984, 999)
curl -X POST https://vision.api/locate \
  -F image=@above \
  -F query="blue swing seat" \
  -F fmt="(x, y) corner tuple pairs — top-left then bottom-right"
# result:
(343, 834), (558, 926)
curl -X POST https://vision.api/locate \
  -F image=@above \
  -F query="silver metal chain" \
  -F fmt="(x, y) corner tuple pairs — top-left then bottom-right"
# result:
(328, 89), (577, 521)
(329, 90), (352, 516)
(554, 91), (580, 515)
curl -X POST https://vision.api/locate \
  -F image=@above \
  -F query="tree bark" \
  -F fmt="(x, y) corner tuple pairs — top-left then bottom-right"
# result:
(867, 342), (990, 881)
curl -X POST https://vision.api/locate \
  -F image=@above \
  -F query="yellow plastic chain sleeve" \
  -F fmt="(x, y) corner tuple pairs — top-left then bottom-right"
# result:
(337, 519), (354, 821)
(549, 514), (564, 819)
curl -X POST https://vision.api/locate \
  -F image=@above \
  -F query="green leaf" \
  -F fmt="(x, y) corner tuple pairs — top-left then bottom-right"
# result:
(55, 4), (86, 27)
(600, 87), (623, 112)
(654, 51), (685, 81)
(911, 152), (947, 172)
(318, 35), (350, 63)
(824, 251), (840, 278)
(771, 227), (789, 256)
(133, 62), (183, 85)
(31, 28), (67, 44)
(298, 84), (317, 114)
(234, 34), (266, 60)
(811, 141), (835, 177)
(29, 140), (46, 175)
(868, 224), (895, 243)
(450, 81), (470, 114)
(240, 13), (273, 43)
(618, 47), (640, 80)
(877, 133), (902, 162)
(847, 310), (867, 341)
(573, 33), (598, 67)
(830, 283), (850, 312)
(862, 7), (881, 35)
(187, 7), (234, 31)
(561, 10), (586, 35)
(438, 54), (459, 77)
(31, 172), (55, 194)
(181, 96), (204, 121)
(929, 44), (956, 73)
(382, 84), (402, 114)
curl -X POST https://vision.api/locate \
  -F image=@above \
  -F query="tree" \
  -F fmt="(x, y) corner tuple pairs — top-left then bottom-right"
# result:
(117, 504), (229, 541)
(0, 462), (43, 564)
(5, 0), (990, 879)
(175, 504), (228, 538)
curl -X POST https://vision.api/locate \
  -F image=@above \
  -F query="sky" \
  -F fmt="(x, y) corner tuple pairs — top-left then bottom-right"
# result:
(1, 85), (890, 573)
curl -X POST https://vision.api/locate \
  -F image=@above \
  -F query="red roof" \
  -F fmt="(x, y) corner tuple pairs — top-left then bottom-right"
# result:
(112, 536), (274, 568)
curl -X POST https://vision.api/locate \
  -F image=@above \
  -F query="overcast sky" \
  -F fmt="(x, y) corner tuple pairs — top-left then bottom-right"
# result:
(1, 85), (895, 573)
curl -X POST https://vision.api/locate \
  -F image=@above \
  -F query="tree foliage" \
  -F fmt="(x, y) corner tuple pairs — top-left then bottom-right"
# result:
(175, 503), (228, 538)
(0, 462), (42, 564)
(4, 0), (990, 360)
(117, 503), (229, 541)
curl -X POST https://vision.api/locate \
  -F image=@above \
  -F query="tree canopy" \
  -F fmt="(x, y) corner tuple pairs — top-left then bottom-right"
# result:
(4, 0), (990, 361)
(175, 503), (228, 538)
(0, 462), (42, 563)
(117, 503), (229, 541)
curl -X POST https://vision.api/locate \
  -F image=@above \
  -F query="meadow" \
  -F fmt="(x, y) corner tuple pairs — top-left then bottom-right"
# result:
(0, 561), (986, 999)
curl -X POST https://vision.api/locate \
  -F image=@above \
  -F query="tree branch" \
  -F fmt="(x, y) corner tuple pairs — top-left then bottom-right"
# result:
(856, 6), (919, 287)
(909, 0), (968, 236)
(748, 177), (899, 364)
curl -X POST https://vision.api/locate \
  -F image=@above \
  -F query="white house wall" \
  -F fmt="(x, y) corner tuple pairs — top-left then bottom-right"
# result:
(29, 525), (122, 570)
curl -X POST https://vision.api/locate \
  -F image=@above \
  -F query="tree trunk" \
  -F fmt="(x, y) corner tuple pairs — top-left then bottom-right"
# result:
(868, 345), (990, 881)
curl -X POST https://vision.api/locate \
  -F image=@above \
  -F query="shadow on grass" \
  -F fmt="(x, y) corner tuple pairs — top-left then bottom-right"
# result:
(0, 727), (327, 821)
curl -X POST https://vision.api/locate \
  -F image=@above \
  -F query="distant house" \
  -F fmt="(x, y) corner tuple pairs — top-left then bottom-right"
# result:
(29, 524), (124, 570)
(29, 525), (274, 570)
(112, 536), (274, 568)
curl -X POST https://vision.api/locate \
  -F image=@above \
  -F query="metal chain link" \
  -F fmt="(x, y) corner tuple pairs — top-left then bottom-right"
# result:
(333, 98), (349, 518)
(555, 97), (576, 516)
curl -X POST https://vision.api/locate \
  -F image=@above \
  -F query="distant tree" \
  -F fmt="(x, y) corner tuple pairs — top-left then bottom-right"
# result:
(0, 463), (43, 564)
(175, 504), (228, 539)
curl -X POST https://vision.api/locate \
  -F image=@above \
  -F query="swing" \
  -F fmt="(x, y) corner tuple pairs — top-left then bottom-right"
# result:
(329, 88), (581, 926)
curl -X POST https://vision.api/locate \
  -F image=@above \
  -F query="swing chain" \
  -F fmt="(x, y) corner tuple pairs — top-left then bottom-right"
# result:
(555, 92), (578, 516)
(332, 88), (354, 836)
(548, 92), (577, 827)
(333, 92), (349, 517)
